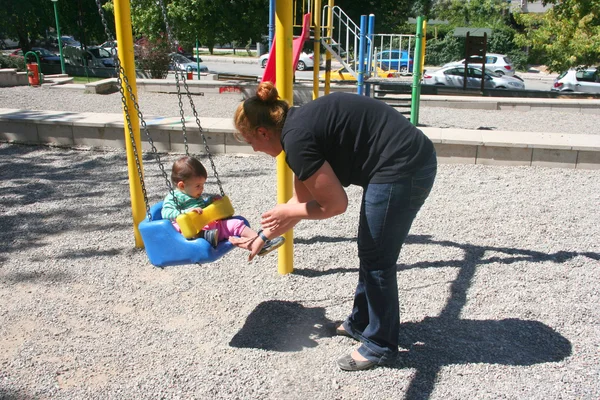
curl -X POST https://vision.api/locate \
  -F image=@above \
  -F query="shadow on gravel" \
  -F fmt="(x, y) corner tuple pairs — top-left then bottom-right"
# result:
(0, 145), (134, 257)
(0, 388), (33, 400)
(229, 300), (332, 351)
(2, 270), (70, 284)
(293, 234), (357, 246)
(395, 317), (571, 400)
(391, 234), (586, 400)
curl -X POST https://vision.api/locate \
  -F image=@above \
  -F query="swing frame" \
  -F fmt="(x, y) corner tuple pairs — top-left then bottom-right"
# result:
(94, 0), (246, 267)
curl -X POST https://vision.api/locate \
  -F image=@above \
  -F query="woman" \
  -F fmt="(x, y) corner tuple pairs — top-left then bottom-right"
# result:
(231, 82), (437, 371)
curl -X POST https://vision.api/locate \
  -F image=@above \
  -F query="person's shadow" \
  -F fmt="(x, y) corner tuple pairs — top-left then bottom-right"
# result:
(229, 300), (332, 351)
(230, 233), (589, 400)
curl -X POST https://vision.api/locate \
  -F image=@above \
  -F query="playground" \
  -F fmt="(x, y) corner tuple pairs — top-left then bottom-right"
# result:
(0, 142), (598, 398)
(1, 0), (599, 398)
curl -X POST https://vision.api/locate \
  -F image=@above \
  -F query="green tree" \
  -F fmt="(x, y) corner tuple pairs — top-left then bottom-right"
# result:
(432, 0), (511, 28)
(124, 0), (267, 54)
(514, 0), (600, 72)
(0, 0), (114, 51)
(0, 0), (55, 51)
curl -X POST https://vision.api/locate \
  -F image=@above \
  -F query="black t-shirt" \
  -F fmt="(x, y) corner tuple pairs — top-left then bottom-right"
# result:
(281, 92), (434, 187)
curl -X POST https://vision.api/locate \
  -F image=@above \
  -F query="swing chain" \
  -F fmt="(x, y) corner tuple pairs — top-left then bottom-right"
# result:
(157, 0), (225, 197)
(174, 72), (190, 156)
(94, 0), (183, 219)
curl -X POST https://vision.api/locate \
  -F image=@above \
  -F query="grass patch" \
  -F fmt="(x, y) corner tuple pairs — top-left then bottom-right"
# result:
(71, 76), (105, 84)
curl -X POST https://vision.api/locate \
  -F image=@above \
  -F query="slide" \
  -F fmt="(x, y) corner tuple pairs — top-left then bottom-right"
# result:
(261, 13), (311, 84)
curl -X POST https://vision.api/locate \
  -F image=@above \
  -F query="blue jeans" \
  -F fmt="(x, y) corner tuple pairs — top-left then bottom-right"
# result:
(342, 151), (437, 364)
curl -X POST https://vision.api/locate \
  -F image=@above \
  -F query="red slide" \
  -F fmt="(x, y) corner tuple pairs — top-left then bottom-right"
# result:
(261, 13), (312, 84)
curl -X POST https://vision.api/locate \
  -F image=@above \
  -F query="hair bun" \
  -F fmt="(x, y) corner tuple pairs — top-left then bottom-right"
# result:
(257, 81), (280, 103)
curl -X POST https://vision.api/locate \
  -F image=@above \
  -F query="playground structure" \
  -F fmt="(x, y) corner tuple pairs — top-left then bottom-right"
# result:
(105, 0), (426, 273)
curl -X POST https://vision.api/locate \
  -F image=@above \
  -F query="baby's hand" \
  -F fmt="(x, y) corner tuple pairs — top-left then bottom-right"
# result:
(190, 207), (203, 214)
(213, 195), (223, 201)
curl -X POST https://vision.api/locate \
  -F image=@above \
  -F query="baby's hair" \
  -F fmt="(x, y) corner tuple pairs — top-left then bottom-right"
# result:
(233, 81), (289, 141)
(171, 156), (207, 186)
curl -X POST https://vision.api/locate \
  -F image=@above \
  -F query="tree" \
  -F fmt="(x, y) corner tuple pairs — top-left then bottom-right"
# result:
(0, 0), (55, 51)
(0, 0), (114, 51)
(431, 0), (511, 28)
(125, 0), (268, 54)
(514, 0), (600, 72)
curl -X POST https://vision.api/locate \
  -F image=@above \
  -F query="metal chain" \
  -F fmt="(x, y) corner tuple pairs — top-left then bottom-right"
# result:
(94, 0), (183, 218)
(157, 0), (225, 197)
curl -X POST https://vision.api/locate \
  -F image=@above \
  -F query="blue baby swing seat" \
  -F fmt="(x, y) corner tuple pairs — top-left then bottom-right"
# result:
(139, 202), (249, 268)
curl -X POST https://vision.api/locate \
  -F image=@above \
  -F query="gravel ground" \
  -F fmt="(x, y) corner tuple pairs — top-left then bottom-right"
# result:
(1, 85), (600, 135)
(0, 87), (599, 399)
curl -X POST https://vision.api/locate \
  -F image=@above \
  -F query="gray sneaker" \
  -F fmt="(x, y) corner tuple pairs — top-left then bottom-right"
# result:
(258, 236), (285, 256)
(200, 228), (219, 248)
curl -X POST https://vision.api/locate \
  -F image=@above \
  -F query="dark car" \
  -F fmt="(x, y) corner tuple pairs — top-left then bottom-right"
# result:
(9, 47), (61, 64)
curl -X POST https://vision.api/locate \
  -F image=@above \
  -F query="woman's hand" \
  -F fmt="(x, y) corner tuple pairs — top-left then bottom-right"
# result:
(260, 204), (290, 232)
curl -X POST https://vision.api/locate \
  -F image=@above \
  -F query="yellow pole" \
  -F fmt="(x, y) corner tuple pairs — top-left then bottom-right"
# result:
(312, 0), (322, 100)
(114, 0), (145, 248)
(275, 0), (294, 275)
(324, 0), (334, 95)
(421, 20), (427, 72)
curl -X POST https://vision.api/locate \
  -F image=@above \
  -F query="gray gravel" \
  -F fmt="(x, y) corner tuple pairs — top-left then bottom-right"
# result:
(1, 86), (599, 399)
(1, 85), (600, 134)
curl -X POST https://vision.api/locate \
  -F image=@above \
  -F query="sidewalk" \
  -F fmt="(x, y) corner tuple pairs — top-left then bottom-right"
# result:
(1, 107), (599, 169)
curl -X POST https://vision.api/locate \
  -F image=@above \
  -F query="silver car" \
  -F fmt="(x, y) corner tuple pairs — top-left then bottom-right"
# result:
(551, 68), (600, 93)
(168, 53), (209, 73)
(442, 53), (516, 76)
(422, 66), (525, 90)
(259, 51), (322, 71)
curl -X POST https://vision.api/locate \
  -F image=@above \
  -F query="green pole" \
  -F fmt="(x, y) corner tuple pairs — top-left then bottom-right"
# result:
(410, 16), (424, 126)
(51, 0), (66, 75)
(196, 36), (200, 80)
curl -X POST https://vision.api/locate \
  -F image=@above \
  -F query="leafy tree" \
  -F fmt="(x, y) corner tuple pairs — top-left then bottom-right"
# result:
(124, 0), (268, 55)
(0, 0), (55, 51)
(0, 0), (114, 51)
(514, 0), (600, 72)
(432, 0), (511, 28)
(335, 0), (414, 33)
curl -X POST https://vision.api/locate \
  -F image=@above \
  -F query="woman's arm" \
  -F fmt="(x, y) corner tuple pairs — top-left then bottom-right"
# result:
(261, 161), (347, 235)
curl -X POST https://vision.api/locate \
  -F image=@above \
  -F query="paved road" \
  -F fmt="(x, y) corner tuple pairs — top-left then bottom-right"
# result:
(198, 55), (558, 92)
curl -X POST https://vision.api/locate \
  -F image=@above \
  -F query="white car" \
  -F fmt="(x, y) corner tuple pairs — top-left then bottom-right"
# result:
(258, 51), (322, 71)
(422, 65), (525, 90)
(443, 53), (515, 77)
(551, 67), (600, 93)
(0, 37), (19, 49)
(169, 53), (209, 73)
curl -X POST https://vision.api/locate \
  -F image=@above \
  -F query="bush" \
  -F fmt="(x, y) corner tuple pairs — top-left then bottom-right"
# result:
(424, 35), (462, 66)
(135, 39), (170, 79)
(0, 54), (25, 71)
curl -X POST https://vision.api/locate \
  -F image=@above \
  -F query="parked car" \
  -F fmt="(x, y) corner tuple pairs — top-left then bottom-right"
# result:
(87, 46), (115, 67)
(422, 66), (525, 90)
(8, 47), (61, 64)
(100, 40), (118, 55)
(372, 50), (413, 73)
(443, 53), (515, 77)
(320, 65), (400, 81)
(258, 51), (323, 71)
(0, 37), (19, 49)
(551, 67), (600, 93)
(60, 36), (81, 48)
(169, 53), (209, 73)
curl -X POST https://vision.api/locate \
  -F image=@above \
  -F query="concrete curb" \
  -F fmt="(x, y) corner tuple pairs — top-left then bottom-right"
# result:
(1, 107), (599, 170)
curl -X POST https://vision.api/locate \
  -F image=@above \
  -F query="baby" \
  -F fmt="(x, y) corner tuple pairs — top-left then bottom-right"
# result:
(161, 156), (284, 257)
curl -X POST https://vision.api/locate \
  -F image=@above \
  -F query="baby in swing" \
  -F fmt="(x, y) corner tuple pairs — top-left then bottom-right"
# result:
(161, 156), (285, 259)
